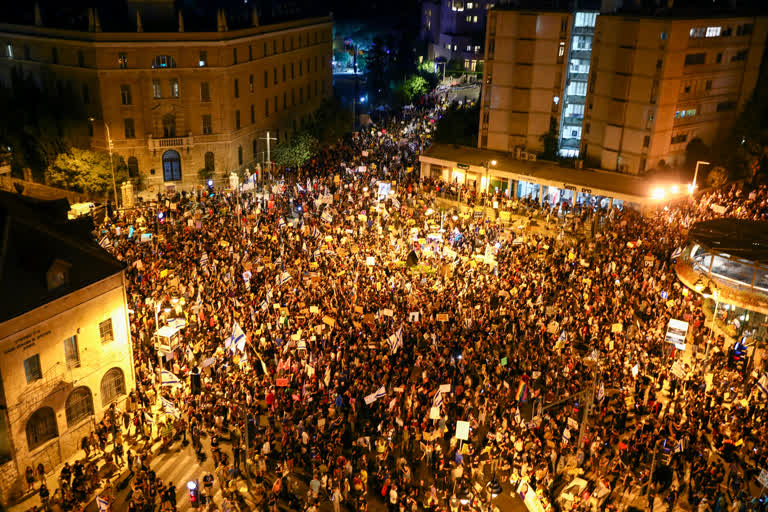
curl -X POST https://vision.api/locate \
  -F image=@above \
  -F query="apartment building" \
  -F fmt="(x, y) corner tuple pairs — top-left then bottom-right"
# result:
(0, 5), (333, 191)
(479, 9), (572, 153)
(0, 192), (134, 502)
(581, 15), (768, 174)
(421, 0), (491, 72)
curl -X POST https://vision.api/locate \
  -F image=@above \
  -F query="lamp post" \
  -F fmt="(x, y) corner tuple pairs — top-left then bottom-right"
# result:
(484, 159), (497, 216)
(89, 117), (119, 209)
(691, 160), (710, 193)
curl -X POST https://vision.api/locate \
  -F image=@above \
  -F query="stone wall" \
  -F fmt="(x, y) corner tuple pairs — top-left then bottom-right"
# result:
(0, 459), (20, 505)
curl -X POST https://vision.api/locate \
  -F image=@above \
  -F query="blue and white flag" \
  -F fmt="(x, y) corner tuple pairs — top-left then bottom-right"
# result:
(312, 226), (321, 239)
(160, 370), (181, 387)
(597, 381), (605, 404)
(279, 271), (292, 286)
(99, 236), (112, 249)
(671, 247), (683, 259)
(432, 389), (444, 409)
(96, 496), (110, 512)
(562, 427), (571, 445)
(391, 197), (401, 210)
(321, 211), (333, 224)
(364, 385), (387, 405)
(674, 437), (685, 453)
(388, 326), (403, 354)
(278, 217), (286, 229)
(200, 253), (209, 269)
(757, 372), (768, 396)
(161, 396), (181, 419)
(260, 300), (268, 311)
(228, 321), (246, 353)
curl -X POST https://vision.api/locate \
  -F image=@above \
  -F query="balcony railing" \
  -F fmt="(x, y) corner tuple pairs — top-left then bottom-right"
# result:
(148, 134), (194, 151)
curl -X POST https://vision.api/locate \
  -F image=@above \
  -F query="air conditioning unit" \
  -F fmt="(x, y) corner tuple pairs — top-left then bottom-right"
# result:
(527, 153), (537, 162)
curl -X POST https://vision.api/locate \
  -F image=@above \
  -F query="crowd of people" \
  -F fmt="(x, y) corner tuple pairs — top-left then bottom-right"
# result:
(30, 94), (768, 512)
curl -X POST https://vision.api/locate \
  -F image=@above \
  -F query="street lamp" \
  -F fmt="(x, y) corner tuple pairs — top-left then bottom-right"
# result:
(702, 282), (720, 362)
(691, 160), (710, 193)
(484, 159), (497, 214)
(89, 117), (119, 209)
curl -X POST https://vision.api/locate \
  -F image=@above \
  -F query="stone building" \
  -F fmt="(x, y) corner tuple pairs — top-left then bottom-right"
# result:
(0, 3), (333, 192)
(0, 192), (135, 503)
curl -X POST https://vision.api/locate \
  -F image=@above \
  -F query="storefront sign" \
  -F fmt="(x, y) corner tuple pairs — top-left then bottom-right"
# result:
(563, 184), (577, 192)
(456, 163), (470, 170)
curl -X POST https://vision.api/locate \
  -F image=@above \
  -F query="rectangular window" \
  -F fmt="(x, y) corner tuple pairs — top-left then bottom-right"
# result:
(77, 50), (84, 67)
(291, 89), (295, 105)
(689, 27), (706, 38)
(202, 114), (212, 134)
(170, 78), (179, 98)
(199, 50), (207, 67)
(299, 88), (303, 103)
(124, 118), (135, 138)
(120, 84), (132, 105)
(249, 74), (254, 93)
(274, 68), (278, 85)
(200, 81), (210, 102)
(670, 133), (688, 144)
(684, 53), (706, 66)
(153, 80), (162, 98)
(233, 47), (238, 64)
(265, 98), (269, 117)
(283, 92), (287, 109)
(706, 26), (721, 37)
(731, 50), (748, 62)
(118, 52), (126, 67)
(5, 44), (12, 59)
(274, 95), (278, 112)
(99, 318), (114, 343)
(82, 84), (90, 104)
(705, 79), (712, 90)
(52, 47), (59, 64)
(299, 61), (303, 76)
(643, 135), (650, 147)
(234, 78), (239, 98)
(264, 70), (268, 88)
(64, 336), (80, 370)
(235, 110), (241, 129)
(283, 65), (286, 82)
(24, 354), (42, 383)
(249, 45), (253, 61)
(250, 104), (255, 123)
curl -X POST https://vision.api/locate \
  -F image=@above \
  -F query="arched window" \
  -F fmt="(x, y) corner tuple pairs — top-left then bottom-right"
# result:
(151, 55), (177, 69)
(26, 407), (58, 451)
(162, 113), (176, 138)
(127, 157), (139, 178)
(65, 387), (94, 427)
(238, 146), (243, 166)
(162, 150), (181, 182)
(204, 152), (215, 172)
(253, 139), (258, 158)
(100, 367), (126, 406)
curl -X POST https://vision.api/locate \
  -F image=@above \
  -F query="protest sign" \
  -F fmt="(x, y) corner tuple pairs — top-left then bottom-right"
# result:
(455, 421), (470, 441)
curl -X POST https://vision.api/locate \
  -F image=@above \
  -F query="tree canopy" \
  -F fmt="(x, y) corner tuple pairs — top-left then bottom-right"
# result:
(47, 148), (128, 196)
(305, 98), (353, 146)
(433, 103), (480, 147)
(272, 133), (319, 169)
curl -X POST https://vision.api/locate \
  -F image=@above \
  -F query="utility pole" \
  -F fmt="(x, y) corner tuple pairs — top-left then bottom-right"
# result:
(260, 131), (277, 184)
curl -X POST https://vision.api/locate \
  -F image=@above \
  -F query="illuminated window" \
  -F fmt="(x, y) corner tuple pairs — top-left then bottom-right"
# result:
(706, 26), (721, 37)
(558, 42), (566, 57)
(151, 55), (176, 68)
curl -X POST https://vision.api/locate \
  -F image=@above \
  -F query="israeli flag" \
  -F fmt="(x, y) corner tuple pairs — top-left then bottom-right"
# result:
(260, 300), (268, 311)
(99, 236), (112, 249)
(200, 253), (209, 269)
(279, 272), (292, 285)
(674, 437), (685, 453)
(671, 247), (683, 259)
(160, 370), (181, 387)
(312, 226), (321, 239)
(562, 427), (571, 445)
(374, 385), (386, 400)
(278, 217), (286, 229)
(230, 322), (246, 353)
(388, 326), (403, 354)
(96, 496), (110, 512)
(597, 382), (605, 404)
(432, 389), (444, 409)
(756, 372), (768, 396)
(321, 211), (333, 223)
(391, 197), (401, 209)
(161, 396), (181, 419)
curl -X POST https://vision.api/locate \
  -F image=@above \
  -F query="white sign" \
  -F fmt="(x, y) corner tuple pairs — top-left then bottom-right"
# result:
(439, 383), (452, 393)
(665, 318), (689, 345)
(366, 256), (376, 266)
(455, 420), (470, 441)
(429, 407), (441, 420)
(758, 468), (768, 488)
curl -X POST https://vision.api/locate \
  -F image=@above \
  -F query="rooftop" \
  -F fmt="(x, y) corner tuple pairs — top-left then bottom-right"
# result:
(0, 191), (125, 324)
(688, 218), (768, 266)
(420, 144), (670, 203)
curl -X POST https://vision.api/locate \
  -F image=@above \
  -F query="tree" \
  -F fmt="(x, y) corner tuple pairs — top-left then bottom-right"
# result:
(47, 148), (128, 196)
(433, 103), (480, 146)
(539, 129), (560, 161)
(399, 75), (428, 103)
(685, 137), (711, 171)
(706, 166), (728, 188)
(305, 98), (353, 146)
(366, 37), (389, 102)
(272, 133), (319, 170)
(0, 68), (85, 181)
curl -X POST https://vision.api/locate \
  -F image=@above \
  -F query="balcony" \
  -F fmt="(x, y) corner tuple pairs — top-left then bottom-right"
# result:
(148, 134), (194, 152)
(560, 138), (581, 149)
(572, 25), (595, 35)
(567, 72), (589, 82)
(562, 116), (584, 126)
(569, 49), (592, 60)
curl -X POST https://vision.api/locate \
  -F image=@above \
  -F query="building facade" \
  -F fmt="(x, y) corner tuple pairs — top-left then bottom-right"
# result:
(478, 6), (767, 175)
(0, 194), (134, 503)
(421, 0), (491, 72)
(479, 9), (572, 153)
(0, 7), (333, 191)
(582, 15), (768, 174)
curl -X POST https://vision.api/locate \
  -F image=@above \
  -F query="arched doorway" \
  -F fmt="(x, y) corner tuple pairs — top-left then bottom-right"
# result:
(162, 150), (181, 181)
(100, 367), (126, 406)
(65, 387), (94, 427)
(26, 407), (58, 451)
